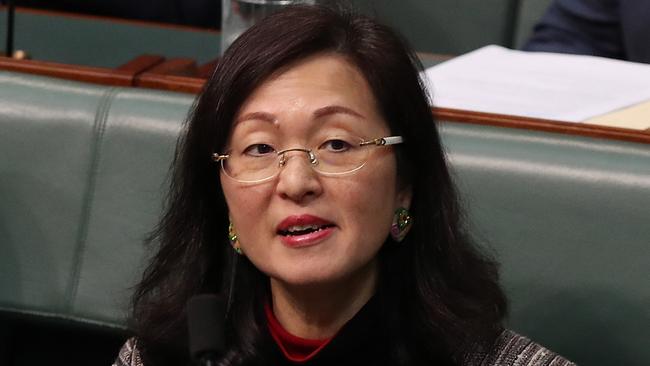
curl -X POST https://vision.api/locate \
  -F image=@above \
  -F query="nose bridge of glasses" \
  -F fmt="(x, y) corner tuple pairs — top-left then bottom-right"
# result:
(278, 147), (318, 167)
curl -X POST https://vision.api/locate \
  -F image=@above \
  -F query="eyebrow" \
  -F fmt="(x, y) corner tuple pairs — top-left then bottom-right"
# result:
(313, 105), (365, 119)
(235, 105), (365, 124)
(236, 111), (277, 124)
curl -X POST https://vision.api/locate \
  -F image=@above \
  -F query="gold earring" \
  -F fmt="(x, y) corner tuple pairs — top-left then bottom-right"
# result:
(390, 207), (412, 243)
(228, 220), (242, 255)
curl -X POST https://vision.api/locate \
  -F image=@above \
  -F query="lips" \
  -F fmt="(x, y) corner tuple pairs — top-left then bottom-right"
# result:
(277, 215), (335, 235)
(276, 214), (336, 247)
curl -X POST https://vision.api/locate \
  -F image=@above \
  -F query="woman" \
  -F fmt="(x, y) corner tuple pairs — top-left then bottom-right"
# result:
(114, 5), (574, 366)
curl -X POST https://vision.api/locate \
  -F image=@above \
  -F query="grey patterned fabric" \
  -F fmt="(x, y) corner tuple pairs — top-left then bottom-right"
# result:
(113, 338), (143, 366)
(112, 330), (575, 366)
(458, 330), (575, 366)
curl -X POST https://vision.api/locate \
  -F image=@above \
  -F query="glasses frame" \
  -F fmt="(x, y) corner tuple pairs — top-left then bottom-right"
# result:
(212, 135), (403, 184)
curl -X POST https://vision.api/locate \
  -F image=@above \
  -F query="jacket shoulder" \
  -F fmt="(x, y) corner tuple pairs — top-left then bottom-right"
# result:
(461, 329), (576, 366)
(113, 338), (145, 366)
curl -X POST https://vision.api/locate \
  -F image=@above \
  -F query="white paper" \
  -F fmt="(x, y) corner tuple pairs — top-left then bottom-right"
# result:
(422, 45), (650, 122)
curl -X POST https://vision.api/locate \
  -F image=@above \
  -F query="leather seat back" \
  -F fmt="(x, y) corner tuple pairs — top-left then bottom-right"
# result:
(356, 0), (520, 54)
(0, 72), (194, 330)
(0, 72), (107, 320)
(441, 122), (650, 365)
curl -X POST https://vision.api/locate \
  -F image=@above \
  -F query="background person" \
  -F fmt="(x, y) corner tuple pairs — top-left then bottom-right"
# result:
(523, 0), (650, 63)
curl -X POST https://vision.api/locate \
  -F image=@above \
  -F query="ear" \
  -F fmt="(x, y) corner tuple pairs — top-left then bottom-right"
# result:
(395, 184), (413, 210)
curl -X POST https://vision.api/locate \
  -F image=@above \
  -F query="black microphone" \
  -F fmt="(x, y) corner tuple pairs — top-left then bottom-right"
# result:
(187, 294), (226, 366)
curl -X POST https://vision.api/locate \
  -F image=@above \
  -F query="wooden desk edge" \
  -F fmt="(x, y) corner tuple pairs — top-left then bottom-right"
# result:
(434, 107), (650, 144)
(135, 73), (205, 93)
(416, 52), (454, 65)
(0, 55), (169, 87)
(0, 56), (135, 86)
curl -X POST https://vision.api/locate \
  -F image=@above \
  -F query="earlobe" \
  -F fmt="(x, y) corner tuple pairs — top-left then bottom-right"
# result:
(396, 185), (413, 210)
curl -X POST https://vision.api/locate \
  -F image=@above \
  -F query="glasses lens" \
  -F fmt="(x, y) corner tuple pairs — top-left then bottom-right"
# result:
(222, 152), (277, 182)
(220, 136), (372, 182)
(313, 137), (369, 175)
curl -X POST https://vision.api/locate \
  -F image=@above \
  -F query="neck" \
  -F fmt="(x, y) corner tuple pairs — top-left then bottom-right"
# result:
(269, 259), (378, 339)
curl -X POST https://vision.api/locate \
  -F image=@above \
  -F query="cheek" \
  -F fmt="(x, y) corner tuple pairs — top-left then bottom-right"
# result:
(338, 168), (398, 232)
(221, 180), (273, 228)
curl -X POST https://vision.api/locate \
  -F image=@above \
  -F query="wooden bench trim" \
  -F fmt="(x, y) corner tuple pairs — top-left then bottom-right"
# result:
(434, 107), (650, 144)
(0, 56), (136, 86)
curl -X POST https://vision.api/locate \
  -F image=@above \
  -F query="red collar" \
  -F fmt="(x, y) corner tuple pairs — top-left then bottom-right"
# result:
(264, 303), (334, 363)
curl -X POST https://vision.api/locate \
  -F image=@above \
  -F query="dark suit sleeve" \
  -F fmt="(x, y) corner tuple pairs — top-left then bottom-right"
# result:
(522, 0), (624, 60)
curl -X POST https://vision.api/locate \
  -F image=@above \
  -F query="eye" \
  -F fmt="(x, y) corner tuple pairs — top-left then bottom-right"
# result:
(243, 143), (275, 156)
(321, 139), (354, 152)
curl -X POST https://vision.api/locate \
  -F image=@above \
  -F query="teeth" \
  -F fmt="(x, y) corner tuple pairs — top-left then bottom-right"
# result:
(287, 224), (321, 233)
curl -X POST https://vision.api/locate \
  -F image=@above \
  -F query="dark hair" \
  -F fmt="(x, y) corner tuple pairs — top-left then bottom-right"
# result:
(131, 4), (507, 366)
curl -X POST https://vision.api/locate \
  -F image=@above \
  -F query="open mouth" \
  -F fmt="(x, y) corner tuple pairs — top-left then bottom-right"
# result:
(278, 224), (336, 236)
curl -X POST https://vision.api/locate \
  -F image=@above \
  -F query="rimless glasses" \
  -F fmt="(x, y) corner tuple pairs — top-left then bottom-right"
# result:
(212, 135), (403, 184)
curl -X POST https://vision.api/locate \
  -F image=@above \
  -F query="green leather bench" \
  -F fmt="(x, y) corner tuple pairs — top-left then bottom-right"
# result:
(0, 71), (189, 364)
(0, 8), (220, 68)
(355, 0), (520, 54)
(354, 0), (553, 53)
(1, 71), (648, 365)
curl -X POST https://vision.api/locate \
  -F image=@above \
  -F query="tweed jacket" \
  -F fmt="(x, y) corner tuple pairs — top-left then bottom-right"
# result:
(115, 291), (574, 366)
(113, 329), (575, 366)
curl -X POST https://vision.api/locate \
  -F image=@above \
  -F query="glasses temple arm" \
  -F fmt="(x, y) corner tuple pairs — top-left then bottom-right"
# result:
(360, 136), (404, 146)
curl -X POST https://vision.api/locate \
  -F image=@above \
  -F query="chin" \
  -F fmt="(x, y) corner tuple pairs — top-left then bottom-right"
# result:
(269, 264), (347, 288)
(277, 271), (338, 287)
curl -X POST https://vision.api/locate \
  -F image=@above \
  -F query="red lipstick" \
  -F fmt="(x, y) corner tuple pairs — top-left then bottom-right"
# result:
(276, 214), (335, 248)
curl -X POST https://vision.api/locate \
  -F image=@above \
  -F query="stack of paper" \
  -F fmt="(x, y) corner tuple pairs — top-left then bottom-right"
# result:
(422, 45), (650, 127)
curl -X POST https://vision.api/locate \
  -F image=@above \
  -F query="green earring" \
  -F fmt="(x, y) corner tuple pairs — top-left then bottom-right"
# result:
(228, 220), (242, 255)
(390, 207), (412, 243)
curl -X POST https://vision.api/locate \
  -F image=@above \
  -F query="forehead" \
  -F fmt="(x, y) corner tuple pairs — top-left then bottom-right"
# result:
(232, 53), (387, 135)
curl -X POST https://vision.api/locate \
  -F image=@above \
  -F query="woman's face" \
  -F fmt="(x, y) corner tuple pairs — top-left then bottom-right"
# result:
(220, 53), (411, 289)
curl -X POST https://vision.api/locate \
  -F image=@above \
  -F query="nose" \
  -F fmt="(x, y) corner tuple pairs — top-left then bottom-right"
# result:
(275, 150), (323, 203)
(278, 148), (317, 167)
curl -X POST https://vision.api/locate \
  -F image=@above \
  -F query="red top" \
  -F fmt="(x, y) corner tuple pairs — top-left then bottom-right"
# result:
(264, 303), (334, 363)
